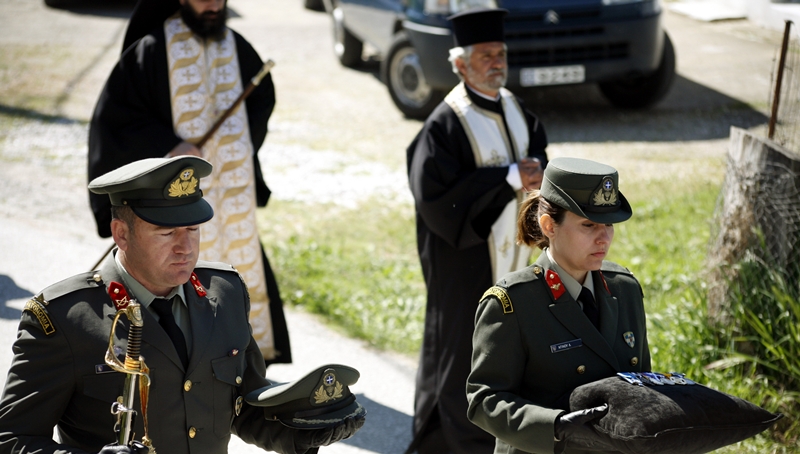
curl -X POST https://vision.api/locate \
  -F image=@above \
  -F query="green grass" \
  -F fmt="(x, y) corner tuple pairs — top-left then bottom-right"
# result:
(258, 198), (425, 354)
(259, 177), (798, 451)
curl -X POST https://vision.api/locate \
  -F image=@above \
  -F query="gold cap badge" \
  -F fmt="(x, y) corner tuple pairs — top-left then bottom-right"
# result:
(591, 176), (618, 207)
(168, 168), (198, 198)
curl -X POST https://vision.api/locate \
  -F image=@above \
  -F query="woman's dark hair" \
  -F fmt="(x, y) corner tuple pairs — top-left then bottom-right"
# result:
(516, 191), (567, 250)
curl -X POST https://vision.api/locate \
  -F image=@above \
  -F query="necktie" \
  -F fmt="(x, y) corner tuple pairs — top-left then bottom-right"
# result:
(578, 287), (600, 330)
(151, 297), (189, 368)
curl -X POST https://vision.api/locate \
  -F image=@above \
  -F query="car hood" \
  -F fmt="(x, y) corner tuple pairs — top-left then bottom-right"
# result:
(498, 0), (604, 10)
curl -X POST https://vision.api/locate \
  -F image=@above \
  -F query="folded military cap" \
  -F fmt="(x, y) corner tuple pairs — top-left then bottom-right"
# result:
(88, 156), (214, 227)
(540, 157), (632, 224)
(246, 364), (366, 429)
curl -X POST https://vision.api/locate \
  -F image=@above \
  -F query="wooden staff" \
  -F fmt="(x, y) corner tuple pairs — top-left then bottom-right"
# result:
(90, 59), (276, 271)
(196, 59), (275, 147)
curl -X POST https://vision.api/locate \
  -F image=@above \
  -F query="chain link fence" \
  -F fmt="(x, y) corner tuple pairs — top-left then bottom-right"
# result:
(705, 21), (800, 318)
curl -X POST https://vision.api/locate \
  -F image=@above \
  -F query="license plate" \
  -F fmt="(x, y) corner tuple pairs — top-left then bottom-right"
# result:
(520, 65), (585, 87)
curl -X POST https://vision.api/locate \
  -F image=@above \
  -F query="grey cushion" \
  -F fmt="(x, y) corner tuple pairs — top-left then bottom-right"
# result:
(567, 376), (782, 454)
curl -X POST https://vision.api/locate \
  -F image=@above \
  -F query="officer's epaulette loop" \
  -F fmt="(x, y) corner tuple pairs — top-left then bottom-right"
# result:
(23, 294), (56, 336)
(190, 272), (207, 297)
(481, 286), (514, 314)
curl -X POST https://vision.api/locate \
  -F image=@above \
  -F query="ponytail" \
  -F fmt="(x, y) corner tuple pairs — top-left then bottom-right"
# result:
(516, 191), (566, 250)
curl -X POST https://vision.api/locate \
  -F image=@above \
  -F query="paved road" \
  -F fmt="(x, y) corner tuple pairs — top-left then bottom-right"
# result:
(0, 0), (782, 453)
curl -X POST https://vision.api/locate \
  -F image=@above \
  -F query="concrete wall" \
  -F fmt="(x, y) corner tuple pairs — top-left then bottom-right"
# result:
(746, 0), (800, 30)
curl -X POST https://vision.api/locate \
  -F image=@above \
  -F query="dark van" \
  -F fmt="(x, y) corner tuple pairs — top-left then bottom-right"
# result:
(326, 0), (675, 119)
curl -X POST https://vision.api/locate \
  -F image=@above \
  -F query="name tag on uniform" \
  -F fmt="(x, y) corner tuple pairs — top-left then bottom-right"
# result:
(550, 339), (583, 353)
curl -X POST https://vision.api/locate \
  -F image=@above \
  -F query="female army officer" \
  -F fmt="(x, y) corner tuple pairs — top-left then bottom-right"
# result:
(466, 157), (651, 454)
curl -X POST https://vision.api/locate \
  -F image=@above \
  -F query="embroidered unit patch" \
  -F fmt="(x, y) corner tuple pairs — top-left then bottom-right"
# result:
(24, 295), (55, 336)
(481, 286), (514, 314)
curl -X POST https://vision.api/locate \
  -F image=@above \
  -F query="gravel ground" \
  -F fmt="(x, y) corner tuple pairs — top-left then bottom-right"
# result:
(0, 0), (783, 452)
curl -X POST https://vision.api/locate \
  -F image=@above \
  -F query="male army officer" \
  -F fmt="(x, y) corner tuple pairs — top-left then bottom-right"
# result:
(0, 156), (363, 454)
(406, 7), (549, 454)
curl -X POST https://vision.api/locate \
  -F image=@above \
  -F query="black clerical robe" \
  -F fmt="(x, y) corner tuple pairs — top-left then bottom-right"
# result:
(87, 25), (291, 365)
(406, 85), (548, 454)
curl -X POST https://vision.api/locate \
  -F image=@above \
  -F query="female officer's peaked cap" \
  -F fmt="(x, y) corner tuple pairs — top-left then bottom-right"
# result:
(540, 157), (633, 224)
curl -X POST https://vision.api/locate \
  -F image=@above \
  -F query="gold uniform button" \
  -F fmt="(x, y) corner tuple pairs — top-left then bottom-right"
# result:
(188, 427), (197, 438)
(631, 357), (639, 366)
(184, 380), (192, 392)
(92, 273), (102, 282)
(235, 376), (242, 385)
(533, 266), (542, 274)
(577, 365), (586, 374)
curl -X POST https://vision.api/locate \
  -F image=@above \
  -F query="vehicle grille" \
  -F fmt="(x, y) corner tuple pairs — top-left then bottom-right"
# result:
(502, 5), (629, 66)
(507, 42), (629, 66)
(507, 26), (604, 41)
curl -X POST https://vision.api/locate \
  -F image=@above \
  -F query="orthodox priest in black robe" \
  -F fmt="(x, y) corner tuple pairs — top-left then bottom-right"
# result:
(88, 0), (291, 365)
(405, 9), (548, 454)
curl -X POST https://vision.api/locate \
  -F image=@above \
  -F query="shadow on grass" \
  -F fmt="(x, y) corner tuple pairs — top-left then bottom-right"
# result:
(342, 60), (769, 144)
(0, 105), (85, 125)
(521, 75), (768, 143)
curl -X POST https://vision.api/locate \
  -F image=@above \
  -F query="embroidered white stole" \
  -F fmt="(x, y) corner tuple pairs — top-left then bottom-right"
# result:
(164, 16), (275, 359)
(445, 82), (533, 282)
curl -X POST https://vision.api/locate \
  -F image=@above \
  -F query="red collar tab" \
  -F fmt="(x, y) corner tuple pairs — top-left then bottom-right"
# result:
(108, 281), (133, 310)
(598, 271), (611, 295)
(545, 269), (566, 300)
(190, 272), (207, 297)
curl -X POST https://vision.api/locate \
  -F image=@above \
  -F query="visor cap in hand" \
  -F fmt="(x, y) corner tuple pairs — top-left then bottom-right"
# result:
(88, 156), (214, 227)
(246, 364), (366, 429)
(540, 157), (632, 224)
(448, 7), (508, 47)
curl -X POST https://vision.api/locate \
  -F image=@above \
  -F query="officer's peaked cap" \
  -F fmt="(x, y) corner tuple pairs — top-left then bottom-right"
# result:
(88, 156), (214, 228)
(540, 157), (633, 224)
(246, 364), (366, 429)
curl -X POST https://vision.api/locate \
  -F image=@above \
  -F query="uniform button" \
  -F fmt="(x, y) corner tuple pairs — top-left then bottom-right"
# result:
(92, 273), (102, 282)
(631, 357), (639, 366)
(533, 266), (542, 274)
(235, 376), (243, 385)
(577, 365), (586, 374)
(184, 380), (192, 392)
(188, 427), (197, 438)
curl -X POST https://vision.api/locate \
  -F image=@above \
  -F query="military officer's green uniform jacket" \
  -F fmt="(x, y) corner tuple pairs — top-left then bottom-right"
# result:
(466, 252), (651, 454)
(0, 257), (305, 454)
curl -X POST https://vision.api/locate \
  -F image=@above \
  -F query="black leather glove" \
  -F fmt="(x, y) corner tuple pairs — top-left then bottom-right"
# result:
(295, 414), (366, 451)
(97, 441), (149, 454)
(554, 404), (610, 453)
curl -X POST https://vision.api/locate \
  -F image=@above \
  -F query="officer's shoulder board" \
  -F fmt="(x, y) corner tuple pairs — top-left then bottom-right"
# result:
(480, 266), (541, 315)
(194, 260), (248, 298)
(600, 261), (643, 296)
(195, 260), (237, 274)
(23, 271), (102, 336)
(600, 260), (635, 277)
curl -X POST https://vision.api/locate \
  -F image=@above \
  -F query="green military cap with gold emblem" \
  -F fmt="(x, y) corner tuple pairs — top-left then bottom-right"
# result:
(88, 156), (214, 227)
(540, 157), (633, 224)
(246, 364), (366, 429)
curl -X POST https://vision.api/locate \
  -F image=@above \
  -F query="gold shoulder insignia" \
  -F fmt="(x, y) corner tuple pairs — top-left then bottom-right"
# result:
(481, 286), (514, 314)
(23, 295), (55, 336)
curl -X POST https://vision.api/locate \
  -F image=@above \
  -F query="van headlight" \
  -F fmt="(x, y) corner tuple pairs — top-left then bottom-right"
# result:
(424, 0), (498, 15)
